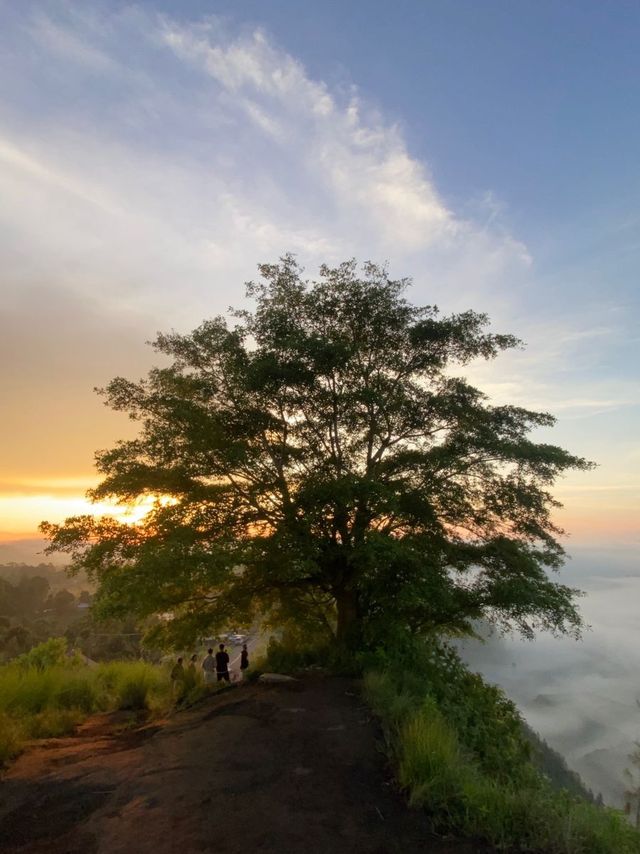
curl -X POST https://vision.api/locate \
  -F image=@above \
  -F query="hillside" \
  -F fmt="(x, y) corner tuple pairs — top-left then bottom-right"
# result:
(0, 677), (484, 854)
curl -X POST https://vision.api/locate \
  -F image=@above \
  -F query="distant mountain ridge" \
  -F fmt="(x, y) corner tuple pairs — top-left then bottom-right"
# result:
(522, 721), (599, 802)
(0, 538), (67, 566)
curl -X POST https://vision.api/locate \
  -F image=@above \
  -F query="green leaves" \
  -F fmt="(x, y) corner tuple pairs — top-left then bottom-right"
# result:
(41, 257), (591, 647)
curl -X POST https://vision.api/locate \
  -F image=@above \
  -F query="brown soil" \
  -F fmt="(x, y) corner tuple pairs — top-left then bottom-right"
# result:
(0, 677), (488, 854)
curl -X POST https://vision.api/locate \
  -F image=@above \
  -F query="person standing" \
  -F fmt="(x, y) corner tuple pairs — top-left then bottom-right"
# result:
(202, 648), (216, 685)
(170, 657), (185, 697)
(215, 643), (230, 682)
(240, 643), (249, 674)
(188, 654), (198, 672)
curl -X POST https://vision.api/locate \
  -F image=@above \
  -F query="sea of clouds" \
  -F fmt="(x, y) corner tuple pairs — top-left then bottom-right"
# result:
(457, 544), (640, 806)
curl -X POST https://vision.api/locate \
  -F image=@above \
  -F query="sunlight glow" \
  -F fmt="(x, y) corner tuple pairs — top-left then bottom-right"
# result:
(0, 492), (172, 539)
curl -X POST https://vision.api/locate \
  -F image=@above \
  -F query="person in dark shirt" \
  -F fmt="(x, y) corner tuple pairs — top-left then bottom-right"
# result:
(240, 643), (249, 673)
(215, 643), (230, 682)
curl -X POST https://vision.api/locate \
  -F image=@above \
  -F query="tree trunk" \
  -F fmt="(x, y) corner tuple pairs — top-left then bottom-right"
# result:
(335, 587), (360, 648)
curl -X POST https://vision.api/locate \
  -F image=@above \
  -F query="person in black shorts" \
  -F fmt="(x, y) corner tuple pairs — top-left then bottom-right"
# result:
(215, 643), (230, 682)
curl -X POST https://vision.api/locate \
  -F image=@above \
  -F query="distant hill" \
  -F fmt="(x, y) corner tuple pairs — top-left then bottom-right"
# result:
(0, 562), (80, 590)
(522, 721), (598, 802)
(0, 538), (67, 566)
(454, 609), (640, 810)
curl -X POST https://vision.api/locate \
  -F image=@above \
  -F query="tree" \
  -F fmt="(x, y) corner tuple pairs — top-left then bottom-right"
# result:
(16, 576), (50, 616)
(47, 589), (76, 616)
(625, 742), (640, 826)
(41, 257), (592, 648)
(0, 575), (50, 618)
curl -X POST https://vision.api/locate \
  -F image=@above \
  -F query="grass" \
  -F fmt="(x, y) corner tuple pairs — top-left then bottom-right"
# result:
(0, 641), (177, 765)
(96, 661), (171, 712)
(249, 632), (640, 851)
(0, 638), (242, 766)
(364, 666), (640, 853)
(261, 632), (359, 676)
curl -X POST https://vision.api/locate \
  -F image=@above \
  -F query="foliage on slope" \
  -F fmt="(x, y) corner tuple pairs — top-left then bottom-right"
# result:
(363, 639), (639, 853)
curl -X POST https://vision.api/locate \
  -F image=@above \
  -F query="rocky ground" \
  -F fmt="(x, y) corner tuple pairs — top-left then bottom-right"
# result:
(0, 676), (487, 853)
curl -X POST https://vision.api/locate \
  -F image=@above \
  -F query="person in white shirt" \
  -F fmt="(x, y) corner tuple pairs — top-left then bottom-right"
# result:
(202, 648), (216, 685)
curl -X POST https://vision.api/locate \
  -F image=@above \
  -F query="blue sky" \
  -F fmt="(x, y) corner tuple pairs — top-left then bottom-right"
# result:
(0, 0), (638, 543)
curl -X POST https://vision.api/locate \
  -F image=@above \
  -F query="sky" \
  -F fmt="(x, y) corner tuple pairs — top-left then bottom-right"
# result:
(0, 0), (638, 549)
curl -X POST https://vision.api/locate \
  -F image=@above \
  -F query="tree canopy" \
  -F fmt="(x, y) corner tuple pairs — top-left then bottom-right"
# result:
(41, 257), (592, 648)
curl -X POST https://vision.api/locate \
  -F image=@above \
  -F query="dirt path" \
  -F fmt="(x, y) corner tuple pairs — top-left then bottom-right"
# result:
(0, 677), (485, 854)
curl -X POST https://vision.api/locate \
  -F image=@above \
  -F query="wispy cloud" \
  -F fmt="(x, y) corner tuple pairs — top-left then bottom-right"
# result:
(0, 4), (531, 314)
(28, 12), (119, 73)
(157, 17), (530, 259)
(0, 2), (635, 537)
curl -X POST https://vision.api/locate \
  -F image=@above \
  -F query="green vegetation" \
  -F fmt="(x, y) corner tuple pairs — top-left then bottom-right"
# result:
(31, 259), (615, 850)
(363, 640), (640, 853)
(0, 566), (84, 661)
(0, 563), (155, 664)
(0, 638), (172, 765)
(522, 721), (599, 803)
(42, 257), (590, 650)
(258, 634), (638, 851)
(263, 628), (358, 676)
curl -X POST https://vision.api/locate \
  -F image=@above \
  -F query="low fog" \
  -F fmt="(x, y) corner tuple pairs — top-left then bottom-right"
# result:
(457, 544), (640, 807)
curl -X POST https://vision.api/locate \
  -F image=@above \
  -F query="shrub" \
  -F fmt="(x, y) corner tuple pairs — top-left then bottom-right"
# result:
(96, 662), (169, 711)
(26, 708), (84, 740)
(0, 656), (173, 766)
(363, 641), (640, 853)
(0, 666), (102, 715)
(0, 713), (23, 764)
(53, 673), (101, 712)
(398, 700), (470, 819)
(263, 633), (359, 676)
(16, 638), (70, 671)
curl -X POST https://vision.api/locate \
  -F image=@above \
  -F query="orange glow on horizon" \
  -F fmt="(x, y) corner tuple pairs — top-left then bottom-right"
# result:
(0, 474), (637, 546)
(1, 494), (637, 548)
(0, 489), (174, 540)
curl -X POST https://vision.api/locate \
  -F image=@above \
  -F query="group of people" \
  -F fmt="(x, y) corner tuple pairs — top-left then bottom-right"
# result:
(170, 642), (249, 692)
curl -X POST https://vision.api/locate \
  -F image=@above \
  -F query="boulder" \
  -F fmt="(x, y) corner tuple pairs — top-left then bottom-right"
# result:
(259, 672), (298, 683)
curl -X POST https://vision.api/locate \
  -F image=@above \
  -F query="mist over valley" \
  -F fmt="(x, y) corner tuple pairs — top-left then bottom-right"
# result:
(458, 544), (640, 807)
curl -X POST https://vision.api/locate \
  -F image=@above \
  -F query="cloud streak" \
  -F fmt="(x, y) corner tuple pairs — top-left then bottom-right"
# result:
(0, 2), (635, 538)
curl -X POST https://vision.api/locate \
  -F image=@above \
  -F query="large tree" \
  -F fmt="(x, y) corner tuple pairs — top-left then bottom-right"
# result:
(42, 258), (592, 648)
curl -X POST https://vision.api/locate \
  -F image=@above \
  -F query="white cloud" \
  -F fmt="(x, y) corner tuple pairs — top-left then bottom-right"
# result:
(0, 4), (534, 322)
(157, 16), (521, 256)
(29, 13), (118, 73)
(0, 1), (634, 539)
(0, 136), (124, 217)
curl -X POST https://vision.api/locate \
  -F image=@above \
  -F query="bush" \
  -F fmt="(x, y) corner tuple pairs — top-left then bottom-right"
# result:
(399, 699), (470, 818)
(263, 633), (359, 676)
(26, 708), (84, 740)
(0, 666), (101, 715)
(96, 662), (170, 711)
(0, 655), (173, 766)
(16, 638), (70, 671)
(363, 643), (640, 853)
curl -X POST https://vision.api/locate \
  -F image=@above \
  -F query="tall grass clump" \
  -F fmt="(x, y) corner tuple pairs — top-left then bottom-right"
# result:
(0, 664), (101, 715)
(263, 630), (359, 676)
(96, 662), (170, 712)
(0, 712), (24, 765)
(363, 640), (640, 853)
(398, 699), (470, 818)
(0, 639), (173, 765)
